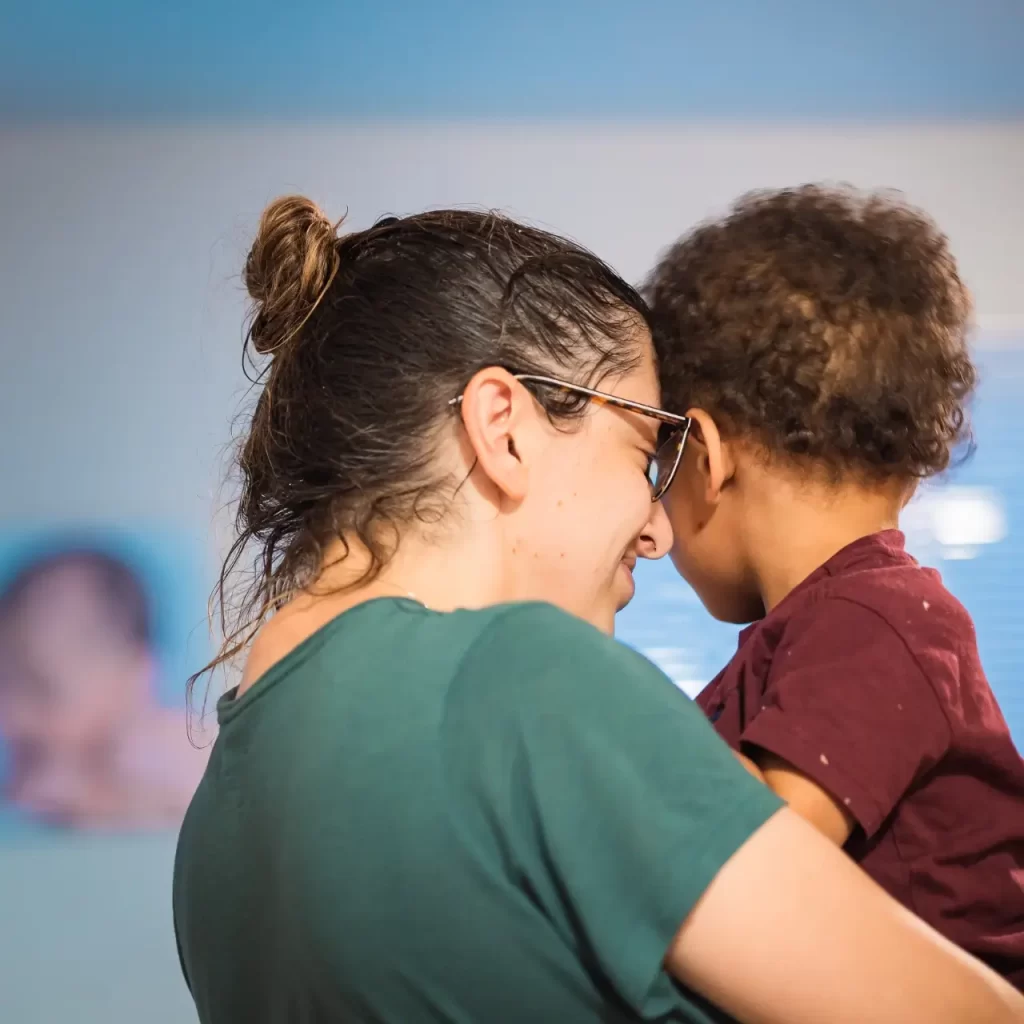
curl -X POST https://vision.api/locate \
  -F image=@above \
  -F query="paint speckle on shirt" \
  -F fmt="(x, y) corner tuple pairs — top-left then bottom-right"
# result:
(820, 753), (830, 766)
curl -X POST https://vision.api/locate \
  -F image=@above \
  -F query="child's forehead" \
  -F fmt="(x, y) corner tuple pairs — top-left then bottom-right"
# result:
(6, 565), (131, 647)
(16, 563), (106, 611)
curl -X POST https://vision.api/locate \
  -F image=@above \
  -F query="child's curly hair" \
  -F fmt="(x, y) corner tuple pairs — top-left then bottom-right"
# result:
(645, 184), (977, 481)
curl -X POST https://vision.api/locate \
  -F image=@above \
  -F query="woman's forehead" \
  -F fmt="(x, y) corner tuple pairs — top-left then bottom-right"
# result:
(614, 342), (661, 406)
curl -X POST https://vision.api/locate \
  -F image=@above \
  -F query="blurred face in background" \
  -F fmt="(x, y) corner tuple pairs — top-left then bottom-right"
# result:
(0, 562), (153, 821)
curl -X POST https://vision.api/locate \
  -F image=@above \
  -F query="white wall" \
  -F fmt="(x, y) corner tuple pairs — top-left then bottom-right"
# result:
(2, 122), (1022, 539)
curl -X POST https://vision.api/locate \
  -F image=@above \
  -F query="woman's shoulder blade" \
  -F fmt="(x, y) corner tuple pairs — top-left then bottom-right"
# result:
(448, 601), (690, 716)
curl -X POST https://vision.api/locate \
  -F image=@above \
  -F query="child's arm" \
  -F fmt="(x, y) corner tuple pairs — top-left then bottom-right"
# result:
(732, 749), (766, 782)
(752, 748), (856, 846)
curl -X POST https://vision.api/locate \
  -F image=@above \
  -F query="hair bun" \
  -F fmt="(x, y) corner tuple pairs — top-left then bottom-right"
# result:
(244, 195), (342, 356)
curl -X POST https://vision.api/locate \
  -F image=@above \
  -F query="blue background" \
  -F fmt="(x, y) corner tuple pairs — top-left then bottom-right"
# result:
(1, 0), (1023, 119)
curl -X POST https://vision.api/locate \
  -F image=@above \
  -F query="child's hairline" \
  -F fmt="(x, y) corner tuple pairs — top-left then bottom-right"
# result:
(680, 399), (967, 492)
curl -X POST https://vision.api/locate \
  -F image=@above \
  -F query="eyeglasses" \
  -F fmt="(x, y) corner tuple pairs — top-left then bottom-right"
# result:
(449, 373), (692, 501)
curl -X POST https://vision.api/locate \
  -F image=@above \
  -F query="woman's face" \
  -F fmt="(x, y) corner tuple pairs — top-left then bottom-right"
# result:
(507, 333), (673, 633)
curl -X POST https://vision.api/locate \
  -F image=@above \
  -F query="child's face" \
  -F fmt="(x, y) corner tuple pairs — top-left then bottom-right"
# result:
(0, 566), (152, 801)
(660, 416), (766, 625)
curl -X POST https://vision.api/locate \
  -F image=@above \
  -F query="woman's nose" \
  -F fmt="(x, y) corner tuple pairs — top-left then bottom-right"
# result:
(637, 499), (673, 561)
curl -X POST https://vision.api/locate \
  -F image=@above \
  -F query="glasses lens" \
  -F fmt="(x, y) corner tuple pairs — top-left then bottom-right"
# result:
(648, 428), (684, 496)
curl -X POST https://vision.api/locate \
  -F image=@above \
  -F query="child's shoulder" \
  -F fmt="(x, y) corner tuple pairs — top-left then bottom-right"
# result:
(800, 558), (975, 652)
(731, 561), (983, 724)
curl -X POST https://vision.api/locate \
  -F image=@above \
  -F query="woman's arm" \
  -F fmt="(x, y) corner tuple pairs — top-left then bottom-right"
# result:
(666, 807), (1023, 1024)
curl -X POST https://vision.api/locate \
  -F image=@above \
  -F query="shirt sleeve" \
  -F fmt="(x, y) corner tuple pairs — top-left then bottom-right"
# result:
(449, 603), (783, 1018)
(740, 596), (952, 838)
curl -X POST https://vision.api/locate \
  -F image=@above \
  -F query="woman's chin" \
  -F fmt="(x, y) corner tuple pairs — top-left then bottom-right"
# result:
(617, 561), (636, 607)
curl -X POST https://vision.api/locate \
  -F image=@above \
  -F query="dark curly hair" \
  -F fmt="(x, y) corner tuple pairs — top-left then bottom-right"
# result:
(644, 184), (976, 482)
(195, 196), (650, 697)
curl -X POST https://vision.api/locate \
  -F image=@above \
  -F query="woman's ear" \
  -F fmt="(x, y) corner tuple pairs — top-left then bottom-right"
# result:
(458, 367), (535, 502)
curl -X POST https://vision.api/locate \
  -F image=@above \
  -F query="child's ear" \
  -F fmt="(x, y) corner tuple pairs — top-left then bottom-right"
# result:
(685, 409), (735, 505)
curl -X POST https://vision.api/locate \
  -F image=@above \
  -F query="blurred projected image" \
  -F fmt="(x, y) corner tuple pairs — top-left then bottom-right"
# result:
(0, 540), (208, 831)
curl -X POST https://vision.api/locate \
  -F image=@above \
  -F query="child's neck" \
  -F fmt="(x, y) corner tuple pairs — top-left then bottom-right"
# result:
(745, 473), (907, 614)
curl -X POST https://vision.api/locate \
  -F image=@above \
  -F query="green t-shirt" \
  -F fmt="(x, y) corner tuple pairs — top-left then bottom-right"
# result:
(174, 599), (781, 1023)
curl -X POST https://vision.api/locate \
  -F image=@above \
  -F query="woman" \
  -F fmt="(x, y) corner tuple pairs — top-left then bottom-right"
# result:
(173, 197), (1023, 1023)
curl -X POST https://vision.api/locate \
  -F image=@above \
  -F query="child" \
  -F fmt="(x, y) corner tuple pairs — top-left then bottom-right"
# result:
(645, 184), (1024, 988)
(0, 548), (208, 828)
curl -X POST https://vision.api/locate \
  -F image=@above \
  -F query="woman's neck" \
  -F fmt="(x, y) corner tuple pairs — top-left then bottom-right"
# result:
(238, 529), (508, 694)
(314, 530), (508, 613)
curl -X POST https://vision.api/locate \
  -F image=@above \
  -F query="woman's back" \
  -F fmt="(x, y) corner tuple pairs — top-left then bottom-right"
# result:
(175, 598), (777, 1023)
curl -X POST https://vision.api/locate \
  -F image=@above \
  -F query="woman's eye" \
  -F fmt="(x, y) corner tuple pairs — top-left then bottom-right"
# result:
(644, 452), (658, 485)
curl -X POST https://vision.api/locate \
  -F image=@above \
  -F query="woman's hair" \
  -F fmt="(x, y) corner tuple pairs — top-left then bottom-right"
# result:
(196, 197), (650, 694)
(644, 184), (976, 482)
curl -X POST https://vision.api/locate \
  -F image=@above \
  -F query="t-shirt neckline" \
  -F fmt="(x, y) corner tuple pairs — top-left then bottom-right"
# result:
(738, 528), (907, 644)
(216, 596), (428, 725)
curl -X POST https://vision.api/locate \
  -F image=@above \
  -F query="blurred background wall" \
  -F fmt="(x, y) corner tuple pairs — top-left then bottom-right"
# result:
(0, 2), (1022, 1020)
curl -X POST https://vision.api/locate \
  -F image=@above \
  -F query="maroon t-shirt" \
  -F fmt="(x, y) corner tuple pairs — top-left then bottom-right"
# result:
(697, 530), (1024, 987)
